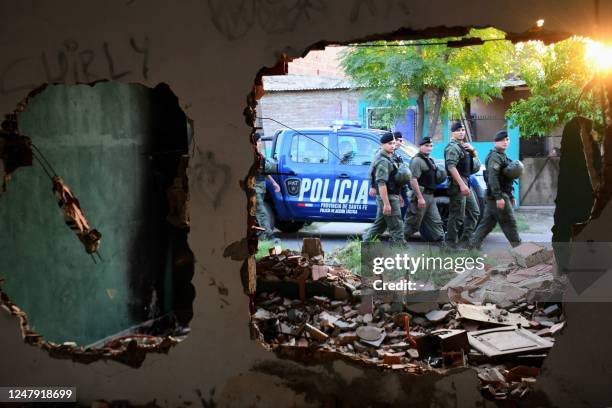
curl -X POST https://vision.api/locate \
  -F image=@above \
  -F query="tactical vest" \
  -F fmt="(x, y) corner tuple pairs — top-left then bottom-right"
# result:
(370, 153), (402, 187)
(373, 154), (401, 195)
(484, 150), (513, 195)
(416, 153), (437, 191)
(456, 144), (473, 178)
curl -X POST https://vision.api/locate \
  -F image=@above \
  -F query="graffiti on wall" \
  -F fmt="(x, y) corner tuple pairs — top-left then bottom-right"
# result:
(0, 37), (149, 95)
(207, 0), (327, 41)
(191, 149), (232, 209)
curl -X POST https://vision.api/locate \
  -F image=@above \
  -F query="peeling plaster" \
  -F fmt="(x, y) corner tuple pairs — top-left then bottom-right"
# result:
(1, 1), (612, 407)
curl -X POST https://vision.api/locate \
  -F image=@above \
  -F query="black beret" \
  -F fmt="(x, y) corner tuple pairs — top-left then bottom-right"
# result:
(419, 137), (433, 146)
(451, 121), (464, 132)
(393, 131), (403, 139)
(380, 132), (394, 144)
(494, 130), (508, 141)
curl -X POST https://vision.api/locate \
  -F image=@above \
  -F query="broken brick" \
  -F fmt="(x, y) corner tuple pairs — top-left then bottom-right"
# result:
(312, 264), (329, 281)
(505, 366), (540, 383)
(337, 332), (358, 345)
(383, 353), (403, 365)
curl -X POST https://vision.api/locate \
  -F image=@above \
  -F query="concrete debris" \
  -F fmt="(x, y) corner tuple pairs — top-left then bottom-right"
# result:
(475, 364), (539, 400)
(511, 242), (553, 268)
(253, 247), (565, 401)
(425, 309), (452, 323)
(356, 326), (383, 342)
(0, 283), (181, 368)
(304, 323), (329, 341)
(468, 326), (554, 357)
(302, 237), (324, 258)
(543, 304), (561, 317)
(457, 304), (530, 326)
(312, 264), (330, 281)
(406, 302), (438, 314)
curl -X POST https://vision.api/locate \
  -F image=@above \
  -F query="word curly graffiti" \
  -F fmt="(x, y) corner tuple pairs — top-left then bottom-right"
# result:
(208, 0), (327, 40)
(0, 37), (149, 95)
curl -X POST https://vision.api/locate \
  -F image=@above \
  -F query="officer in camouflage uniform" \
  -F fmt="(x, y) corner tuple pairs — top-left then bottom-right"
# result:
(254, 133), (281, 241)
(469, 130), (522, 248)
(392, 132), (410, 218)
(445, 121), (481, 248)
(368, 132), (408, 215)
(363, 132), (407, 243)
(404, 137), (445, 243)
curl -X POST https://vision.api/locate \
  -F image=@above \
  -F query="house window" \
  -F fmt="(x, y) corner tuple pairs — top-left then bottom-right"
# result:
(290, 134), (330, 164)
(366, 107), (393, 130)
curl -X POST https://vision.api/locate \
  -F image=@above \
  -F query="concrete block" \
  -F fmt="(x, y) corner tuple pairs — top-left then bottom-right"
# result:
(511, 243), (552, 268)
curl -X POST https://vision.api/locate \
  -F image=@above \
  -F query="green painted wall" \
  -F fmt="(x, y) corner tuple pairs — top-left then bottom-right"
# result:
(0, 83), (173, 346)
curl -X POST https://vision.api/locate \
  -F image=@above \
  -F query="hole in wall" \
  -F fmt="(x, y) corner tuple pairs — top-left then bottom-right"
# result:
(0, 81), (195, 367)
(238, 24), (611, 402)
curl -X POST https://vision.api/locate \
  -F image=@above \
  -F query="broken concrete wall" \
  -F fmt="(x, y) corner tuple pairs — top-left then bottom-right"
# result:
(1, 0), (612, 406)
(0, 82), (187, 345)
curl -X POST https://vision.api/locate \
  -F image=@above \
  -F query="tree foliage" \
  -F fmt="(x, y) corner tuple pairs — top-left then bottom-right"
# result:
(339, 28), (514, 138)
(506, 38), (604, 137)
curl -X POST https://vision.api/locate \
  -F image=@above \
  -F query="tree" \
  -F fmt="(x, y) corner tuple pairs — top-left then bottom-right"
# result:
(339, 28), (514, 139)
(506, 37), (604, 137)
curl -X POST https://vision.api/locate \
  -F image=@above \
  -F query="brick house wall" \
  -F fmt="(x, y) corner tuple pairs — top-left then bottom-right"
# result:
(258, 88), (361, 136)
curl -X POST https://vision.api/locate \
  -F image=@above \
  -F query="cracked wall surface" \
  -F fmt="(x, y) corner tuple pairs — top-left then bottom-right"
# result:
(0, 82), (193, 348)
(1, 1), (612, 406)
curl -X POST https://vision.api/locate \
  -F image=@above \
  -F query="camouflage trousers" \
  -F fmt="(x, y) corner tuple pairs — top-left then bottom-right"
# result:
(469, 194), (521, 248)
(362, 195), (406, 243)
(447, 182), (480, 245)
(404, 191), (444, 242)
(255, 192), (274, 240)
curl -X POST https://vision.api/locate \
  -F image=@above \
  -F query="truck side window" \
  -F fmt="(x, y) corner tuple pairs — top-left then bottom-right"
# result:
(338, 135), (379, 165)
(290, 134), (329, 164)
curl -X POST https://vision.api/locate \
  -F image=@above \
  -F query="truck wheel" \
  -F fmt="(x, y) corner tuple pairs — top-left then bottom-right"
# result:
(435, 196), (450, 233)
(275, 220), (305, 233)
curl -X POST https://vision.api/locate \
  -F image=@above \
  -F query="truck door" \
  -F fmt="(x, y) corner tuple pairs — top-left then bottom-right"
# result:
(333, 133), (380, 220)
(278, 131), (335, 220)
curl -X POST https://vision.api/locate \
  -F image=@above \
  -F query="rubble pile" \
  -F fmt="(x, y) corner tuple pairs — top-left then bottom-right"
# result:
(252, 240), (566, 401)
(0, 282), (186, 368)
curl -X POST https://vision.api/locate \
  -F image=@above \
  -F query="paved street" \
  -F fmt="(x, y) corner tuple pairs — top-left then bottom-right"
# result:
(275, 206), (554, 257)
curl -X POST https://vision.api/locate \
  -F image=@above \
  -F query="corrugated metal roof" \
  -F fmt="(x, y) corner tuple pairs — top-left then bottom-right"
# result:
(501, 78), (527, 88)
(263, 74), (358, 92)
(262, 74), (527, 92)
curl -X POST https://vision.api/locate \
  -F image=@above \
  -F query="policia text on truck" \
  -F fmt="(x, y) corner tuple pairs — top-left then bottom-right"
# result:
(255, 119), (526, 249)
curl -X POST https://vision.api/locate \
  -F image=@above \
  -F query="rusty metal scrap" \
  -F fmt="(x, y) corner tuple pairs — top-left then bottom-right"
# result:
(52, 176), (102, 257)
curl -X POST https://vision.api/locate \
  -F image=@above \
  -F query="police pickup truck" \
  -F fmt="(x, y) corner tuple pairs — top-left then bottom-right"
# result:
(262, 124), (484, 234)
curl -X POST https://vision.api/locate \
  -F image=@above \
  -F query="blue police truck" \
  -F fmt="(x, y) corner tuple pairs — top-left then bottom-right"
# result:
(262, 123), (485, 234)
